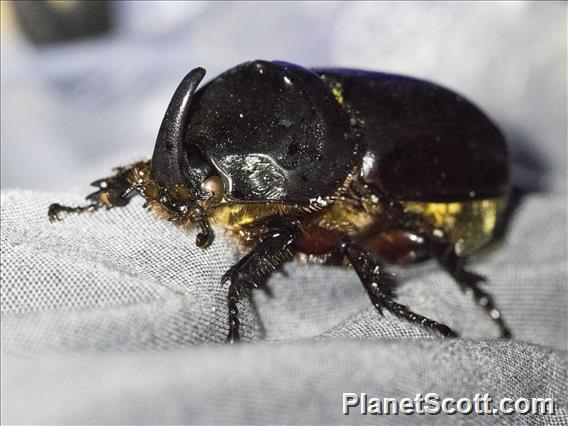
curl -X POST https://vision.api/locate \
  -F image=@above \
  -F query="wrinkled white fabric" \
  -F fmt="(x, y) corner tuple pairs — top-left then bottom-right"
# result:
(1, 189), (566, 424)
(1, 2), (566, 425)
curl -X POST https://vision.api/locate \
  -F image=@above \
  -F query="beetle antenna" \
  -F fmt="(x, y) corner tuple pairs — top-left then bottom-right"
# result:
(150, 67), (206, 187)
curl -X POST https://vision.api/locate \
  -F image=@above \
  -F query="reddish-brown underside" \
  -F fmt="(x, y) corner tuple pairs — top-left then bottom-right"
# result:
(298, 226), (427, 265)
(297, 226), (341, 256)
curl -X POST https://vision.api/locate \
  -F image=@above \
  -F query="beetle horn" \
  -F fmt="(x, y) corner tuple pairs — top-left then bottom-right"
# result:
(150, 67), (206, 186)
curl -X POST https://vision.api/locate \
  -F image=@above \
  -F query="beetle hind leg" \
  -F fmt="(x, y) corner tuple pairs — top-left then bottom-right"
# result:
(342, 241), (457, 338)
(430, 240), (512, 338)
(368, 192), (510, 337)
(48, 160), (149, 222)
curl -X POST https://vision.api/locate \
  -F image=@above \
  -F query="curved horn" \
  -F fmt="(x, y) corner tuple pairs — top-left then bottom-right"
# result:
(150, 67), (206, 186)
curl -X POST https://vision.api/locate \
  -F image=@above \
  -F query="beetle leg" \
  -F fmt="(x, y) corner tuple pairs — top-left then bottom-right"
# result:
(364, 189), (512, 338)
(48, 160), (148, 222)
(222, 218), (299, 343)
(428, 239), (512, 338)
(341, 241), (457, 338)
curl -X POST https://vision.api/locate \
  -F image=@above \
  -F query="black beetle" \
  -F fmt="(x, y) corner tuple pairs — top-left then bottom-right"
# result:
(49, 60), (511, 342)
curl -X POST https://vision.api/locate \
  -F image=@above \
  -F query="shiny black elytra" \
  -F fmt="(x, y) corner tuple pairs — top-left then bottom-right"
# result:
(49, 60), (511, 342)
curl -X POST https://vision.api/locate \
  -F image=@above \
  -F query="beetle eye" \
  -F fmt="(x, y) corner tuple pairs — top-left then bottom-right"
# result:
(201, 175), (224, 205)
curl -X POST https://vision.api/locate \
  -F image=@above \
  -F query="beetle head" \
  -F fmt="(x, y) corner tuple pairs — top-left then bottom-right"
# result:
(147, 67), (221, 248)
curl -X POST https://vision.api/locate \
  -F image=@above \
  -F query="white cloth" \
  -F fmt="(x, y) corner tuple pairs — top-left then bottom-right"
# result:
(1, 190), (566, 423)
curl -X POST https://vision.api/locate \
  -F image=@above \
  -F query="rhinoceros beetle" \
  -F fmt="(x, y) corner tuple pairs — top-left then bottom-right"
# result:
(49, 60), (511, 342)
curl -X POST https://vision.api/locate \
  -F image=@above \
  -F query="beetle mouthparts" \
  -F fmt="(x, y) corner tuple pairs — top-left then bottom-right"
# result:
(189, 206), (212, 248)
(195, 216), (212, 248)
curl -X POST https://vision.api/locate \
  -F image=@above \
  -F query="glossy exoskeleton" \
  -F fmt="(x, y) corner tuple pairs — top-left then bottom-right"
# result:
(49, 60), (511, 342)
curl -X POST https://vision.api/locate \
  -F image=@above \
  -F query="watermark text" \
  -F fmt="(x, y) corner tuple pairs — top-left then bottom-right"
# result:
(342, 392), (555, 416)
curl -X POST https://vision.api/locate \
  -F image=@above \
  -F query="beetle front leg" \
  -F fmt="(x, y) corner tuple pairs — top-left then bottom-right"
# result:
(222, 218), (300, 343)
(342, 241), (457, 338)
(48, 160), (149, 222)
(428, 239), (512, 338)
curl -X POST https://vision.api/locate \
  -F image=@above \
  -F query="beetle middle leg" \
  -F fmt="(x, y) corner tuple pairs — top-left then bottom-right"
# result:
(48, 160), (149, 222)
(341, 240), (457, 338)
(222, 217), (300, 343)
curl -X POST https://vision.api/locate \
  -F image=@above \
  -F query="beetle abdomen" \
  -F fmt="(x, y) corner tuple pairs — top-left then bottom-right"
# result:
(315, 69), (509, 202)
